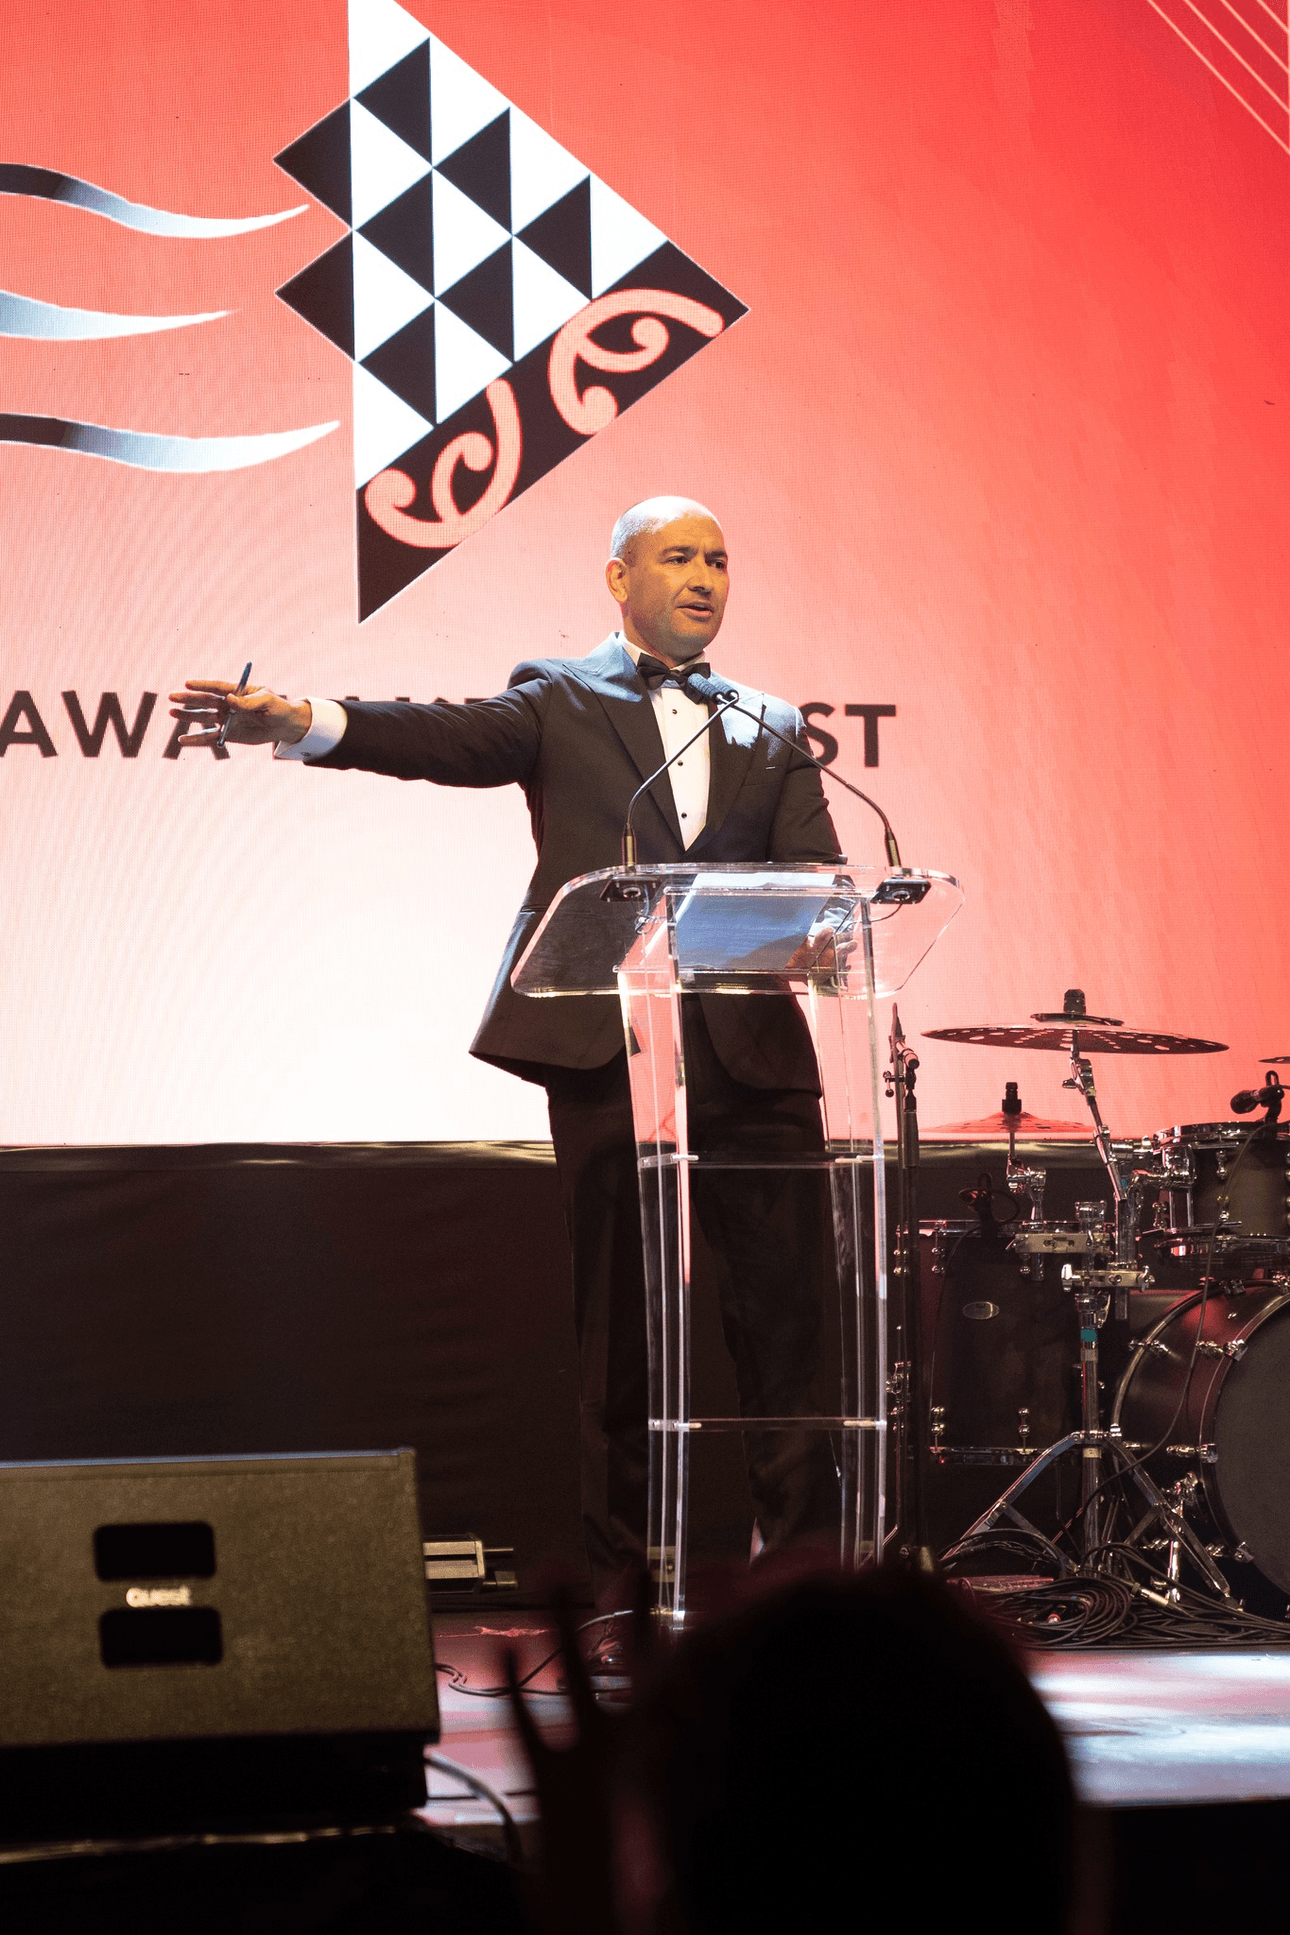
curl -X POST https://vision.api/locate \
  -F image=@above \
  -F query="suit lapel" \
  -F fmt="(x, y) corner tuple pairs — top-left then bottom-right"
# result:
(571, 638), (766, 854)
(571, 635), (684, 848)
(690, 688), (764, 854)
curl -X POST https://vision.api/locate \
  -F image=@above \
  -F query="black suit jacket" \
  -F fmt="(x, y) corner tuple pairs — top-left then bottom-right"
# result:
(314, 635), (842, 1087)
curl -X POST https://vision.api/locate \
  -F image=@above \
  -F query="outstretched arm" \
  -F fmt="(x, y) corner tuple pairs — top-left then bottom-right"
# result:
(169, 668), (548, 788)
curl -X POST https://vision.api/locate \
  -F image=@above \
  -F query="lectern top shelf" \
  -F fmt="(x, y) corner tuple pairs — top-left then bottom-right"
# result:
(512, 862), (963, 998)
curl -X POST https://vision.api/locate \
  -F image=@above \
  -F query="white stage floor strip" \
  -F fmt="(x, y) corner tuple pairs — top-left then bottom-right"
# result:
(1028, 1651), (1290, 1806)
(420, 1619), (1290, 1835)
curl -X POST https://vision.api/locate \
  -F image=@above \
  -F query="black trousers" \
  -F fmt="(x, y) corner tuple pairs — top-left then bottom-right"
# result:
(545, 1003), (839, 1607)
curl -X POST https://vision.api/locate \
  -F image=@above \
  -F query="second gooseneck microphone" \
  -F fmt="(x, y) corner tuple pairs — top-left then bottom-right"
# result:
(620, 663), (904, 870)
(682, 667), (903, 869)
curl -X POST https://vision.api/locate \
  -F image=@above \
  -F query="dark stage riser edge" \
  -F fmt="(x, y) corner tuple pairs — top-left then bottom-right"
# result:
(0, 1139), (1112, 1598)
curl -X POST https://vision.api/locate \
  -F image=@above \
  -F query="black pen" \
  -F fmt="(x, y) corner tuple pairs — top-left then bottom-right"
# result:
(215, 661), (252, 750)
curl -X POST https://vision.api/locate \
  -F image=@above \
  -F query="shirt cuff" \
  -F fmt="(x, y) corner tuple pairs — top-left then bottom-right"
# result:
(273, 697), (348, 761)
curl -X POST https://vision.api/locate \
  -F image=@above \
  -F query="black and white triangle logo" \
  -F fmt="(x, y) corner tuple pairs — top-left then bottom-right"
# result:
(275, 0), (746, 620)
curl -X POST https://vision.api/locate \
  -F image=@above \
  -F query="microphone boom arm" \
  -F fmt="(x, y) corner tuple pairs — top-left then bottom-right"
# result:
(684, 672), (903, 869)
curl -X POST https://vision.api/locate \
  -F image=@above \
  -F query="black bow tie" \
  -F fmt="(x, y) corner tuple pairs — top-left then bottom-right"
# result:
(636, 653), (710, 690)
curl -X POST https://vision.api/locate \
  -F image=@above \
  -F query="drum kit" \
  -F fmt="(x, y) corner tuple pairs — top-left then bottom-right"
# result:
(903, 988), (1290, 1610)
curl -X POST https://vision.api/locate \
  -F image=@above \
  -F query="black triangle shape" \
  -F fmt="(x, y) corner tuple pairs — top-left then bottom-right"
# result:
(437, 111), (510, 230)
(358, 174), (434, 296)
(362, 307), (436, 421)
(274, 102), (351, 225)
(438, 243), (513, 361)
(517, 177), (591, 298)
(277, 236), (354, 358)
(356, 41), (431, 162)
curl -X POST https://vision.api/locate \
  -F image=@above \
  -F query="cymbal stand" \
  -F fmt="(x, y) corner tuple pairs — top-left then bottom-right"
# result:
(943, 1038), (1232, 1594)
(885, 1006), (936, 1574)
(1060, 1045), (1225, 1579)
(1063, 1037), (1141, 1314)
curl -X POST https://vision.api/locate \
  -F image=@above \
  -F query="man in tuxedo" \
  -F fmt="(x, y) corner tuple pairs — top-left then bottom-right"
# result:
(172, 497), (841, 1605)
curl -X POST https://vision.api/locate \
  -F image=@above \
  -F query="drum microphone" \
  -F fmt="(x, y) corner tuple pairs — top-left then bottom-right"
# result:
(1231, 1074), (1284, 1117)
(678, 668), (904, 869)
(959, 1171), (1018, 1241)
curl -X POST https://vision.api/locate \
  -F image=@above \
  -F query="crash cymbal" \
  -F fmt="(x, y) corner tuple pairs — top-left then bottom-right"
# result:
(1263, 1057), (1290, 1064)
(923, 1024), (1227, 1054)
(924, 989), (1226, 1056)
(925, 1109), (1093, 1136)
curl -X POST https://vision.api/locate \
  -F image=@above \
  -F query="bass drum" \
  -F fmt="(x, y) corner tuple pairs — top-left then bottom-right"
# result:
(1115, 1285), (1290, 1594)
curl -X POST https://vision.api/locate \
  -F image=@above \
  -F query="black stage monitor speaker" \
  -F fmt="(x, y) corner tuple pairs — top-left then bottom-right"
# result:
(0, 1449), (440, 1839)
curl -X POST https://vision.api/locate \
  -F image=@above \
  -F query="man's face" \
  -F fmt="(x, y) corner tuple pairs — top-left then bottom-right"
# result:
(605, 514), (729, 663)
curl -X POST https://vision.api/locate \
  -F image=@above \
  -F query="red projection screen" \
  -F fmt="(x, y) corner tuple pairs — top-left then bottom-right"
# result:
(0, 0), (1287, 1146)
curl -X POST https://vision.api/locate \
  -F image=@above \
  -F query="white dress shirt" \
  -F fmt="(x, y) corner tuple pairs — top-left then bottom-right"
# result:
(618, 635), (710, 847)
(275, 633), (712, 848)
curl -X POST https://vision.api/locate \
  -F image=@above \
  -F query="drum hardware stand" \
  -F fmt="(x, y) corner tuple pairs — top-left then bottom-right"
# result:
(1061, 1045), (1160, 1317)
(885, 1006), (936, 1574)
(1002, 1080), (1049, 1278)
(943, 1276), (1232, 1598)
(1130, 1470), (1205, 1605)
(946, 1041), (1233, 1596)
(923, 991), (1248, 1599)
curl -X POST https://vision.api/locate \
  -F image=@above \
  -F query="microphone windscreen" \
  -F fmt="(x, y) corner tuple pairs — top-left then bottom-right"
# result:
(683, 670), (738, 704)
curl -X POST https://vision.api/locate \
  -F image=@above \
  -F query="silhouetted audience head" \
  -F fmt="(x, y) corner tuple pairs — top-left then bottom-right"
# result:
(615, 1568), (1075, 1935)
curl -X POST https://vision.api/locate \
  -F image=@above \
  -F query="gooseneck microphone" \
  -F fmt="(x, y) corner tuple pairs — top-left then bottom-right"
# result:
(680, 667), (904, 869)
(621, 691), (742, 866)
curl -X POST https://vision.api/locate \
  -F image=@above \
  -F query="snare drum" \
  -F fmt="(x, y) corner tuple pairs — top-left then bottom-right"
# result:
(1151, 1122), (1290, 1261)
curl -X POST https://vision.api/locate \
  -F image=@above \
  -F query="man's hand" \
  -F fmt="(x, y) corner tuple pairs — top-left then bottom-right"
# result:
(167, 681), (313, 749)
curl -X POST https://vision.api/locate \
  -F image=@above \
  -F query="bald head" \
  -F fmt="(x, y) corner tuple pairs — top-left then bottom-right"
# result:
(610, 496), (720, 567)
(605, 497), (730, 665)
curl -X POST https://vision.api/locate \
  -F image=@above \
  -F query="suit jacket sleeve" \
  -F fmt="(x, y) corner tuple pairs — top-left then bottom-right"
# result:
(309, 661), (551, 788)
(767, 711), (844, 862)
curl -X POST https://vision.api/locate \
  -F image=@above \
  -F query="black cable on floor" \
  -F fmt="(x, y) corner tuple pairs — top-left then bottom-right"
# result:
(424, 1753), (525, 1867)
(974, 1567), (1290, 1649)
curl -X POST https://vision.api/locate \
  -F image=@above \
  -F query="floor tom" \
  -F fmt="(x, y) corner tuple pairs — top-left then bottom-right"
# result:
(923, 1221), (1074, 1459)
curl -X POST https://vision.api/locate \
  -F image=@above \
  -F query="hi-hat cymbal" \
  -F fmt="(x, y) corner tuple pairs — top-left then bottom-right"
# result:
(925, 1109), (1093, 1136)
(923, 1024), (1227, 1054)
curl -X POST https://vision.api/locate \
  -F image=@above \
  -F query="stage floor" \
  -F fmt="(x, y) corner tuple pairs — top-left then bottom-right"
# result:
(1030, 1650), (1290, 1806)
(420, 1614), (1290, 1842)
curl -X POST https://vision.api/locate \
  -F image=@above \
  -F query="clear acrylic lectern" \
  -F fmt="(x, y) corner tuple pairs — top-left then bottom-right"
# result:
(513, 863), (962, 1625)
